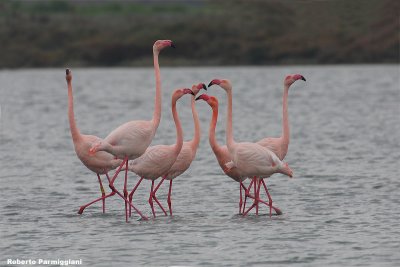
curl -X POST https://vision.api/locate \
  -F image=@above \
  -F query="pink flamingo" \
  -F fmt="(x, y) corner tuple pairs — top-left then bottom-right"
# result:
(196, 93), (282, 215)
(89, 40), (174, 221)
(250, 74), (306, 214)
(147, 83), (207, 216)
(126, 88), (194, 218)
(65, 69), (123, 215)
(208, 79), (293, 216)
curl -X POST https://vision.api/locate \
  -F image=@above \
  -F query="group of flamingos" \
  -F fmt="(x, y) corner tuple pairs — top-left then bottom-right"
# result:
(66, 40), (306, 222)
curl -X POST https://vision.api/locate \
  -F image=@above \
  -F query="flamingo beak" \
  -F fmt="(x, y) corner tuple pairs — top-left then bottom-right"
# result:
(202, 83), (207, 90)
(301, 76), (306, 81)
(170, 42), (176, 48)
(195, 94), (209, 101)
(66, 68), (70, 75)
(183, 88), (195, 95)
(208, 79), (221, 87)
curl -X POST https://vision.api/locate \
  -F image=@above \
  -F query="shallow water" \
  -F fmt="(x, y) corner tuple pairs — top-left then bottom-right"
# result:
(1, 65), (399, 266)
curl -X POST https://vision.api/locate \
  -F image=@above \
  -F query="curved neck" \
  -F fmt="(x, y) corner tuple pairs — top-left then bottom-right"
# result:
(172, 98), (183, 155)
(209, 105), (222, 154)
(282, 85), (289, 145)
(152, 50), (161, 129)
(190, 96), (200, 150)
(225, 88), (234, 148)
(67, 80), (81, 142)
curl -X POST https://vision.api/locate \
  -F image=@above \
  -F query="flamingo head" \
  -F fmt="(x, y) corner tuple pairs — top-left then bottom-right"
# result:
(173, 88), (195, 100)
(195, 94), (218, 108)
(66, 68), (72, 82)
(284, 74), (306, 87)
(153, 40), (175, 53)
(191, 83), (207, 96)
(208, 79), (232, 92)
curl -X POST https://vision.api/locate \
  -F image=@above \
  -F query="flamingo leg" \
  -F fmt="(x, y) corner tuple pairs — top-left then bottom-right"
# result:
(97, 173), (106, 213)
(243, 178), (254, 214)
(149, 181), (156, 218)
(78, 191), (116, 214)
(243, 177), (259, 216)
(152, 176), (168, 216)
(167, 180), (173, 216)
(123, 160), (129, 223)
(239, 182), (243, 214)
(128, 177), (144, 218)
(245, 193), (282, 214)
(108, 157), (148, 221)
(261, 179), (282, 216)
(255, 178), (262, 216)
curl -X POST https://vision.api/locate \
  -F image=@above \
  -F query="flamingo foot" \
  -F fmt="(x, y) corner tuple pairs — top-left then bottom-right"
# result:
(78, 191), (116, 215)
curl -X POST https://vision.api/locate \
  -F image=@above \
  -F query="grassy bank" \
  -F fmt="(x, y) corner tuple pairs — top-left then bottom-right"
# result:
(0, 0), (398, 68)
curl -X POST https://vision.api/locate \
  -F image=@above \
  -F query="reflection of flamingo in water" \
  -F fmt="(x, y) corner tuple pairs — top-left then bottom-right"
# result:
(196, 94), (282, 215)
(126, 88), (194, 218)
(140, 83), (207, 217)
(89, 40), (175, 222)
(65, 69), (122, 215)
(208, 79), (293, 217)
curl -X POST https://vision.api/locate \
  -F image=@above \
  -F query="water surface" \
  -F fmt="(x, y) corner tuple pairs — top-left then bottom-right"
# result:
(1, 65), (399, 266)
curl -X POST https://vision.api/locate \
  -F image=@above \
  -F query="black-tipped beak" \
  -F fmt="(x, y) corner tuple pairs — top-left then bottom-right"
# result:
(66, 68), (70, 75)
(208, 81), (214, 87)
(195, 96), (201, 101)
(301, 76), (306, 81)
(171, 43), (176, 48)
(202, 83), (207, 90)
(190, 90), (195, 95)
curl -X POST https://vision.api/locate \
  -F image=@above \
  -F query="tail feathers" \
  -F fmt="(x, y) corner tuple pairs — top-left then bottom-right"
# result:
(225, 161), (235, 171)
(280, 162), (293, 178)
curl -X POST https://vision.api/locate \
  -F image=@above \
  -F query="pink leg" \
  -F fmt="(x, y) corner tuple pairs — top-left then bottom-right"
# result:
(167, 180), (173, 216)
(97, 174), (106, 213)
(128, 177), (144, 218)
(245, 192), (282, 215)
(261, 179), (282, 216)
(108, 157), (148, 221)
(243, 177), (259, 216)
(242, 178), (254, 214)
(256, 178), (262, 216)
(239, 182), (243, 214)
(152, 176), (168, 216)
(78, 191), (116, 214)
(149, 180), (156, 218)
(123, 160), (129, 222)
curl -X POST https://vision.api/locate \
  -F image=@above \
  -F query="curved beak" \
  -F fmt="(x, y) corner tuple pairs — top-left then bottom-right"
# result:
(208, 79), (221, 88)
(195, 94), (209, 101)
(183, 88), (195, 95)
(170, 42), (176, 48)
(202, 83), (207, 90)
(301, 76), (306, 81)
(66, 68), (70, 75)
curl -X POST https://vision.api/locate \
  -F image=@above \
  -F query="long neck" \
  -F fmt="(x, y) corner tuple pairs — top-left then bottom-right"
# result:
(209, 105), (222, 154)
(282, 85), (290, 145)
(190, 96), (200, 150)
(152, 50), (161, 129)
(67, 80), (81, 142)
(226, 88), (235, 148)
(172, 98), (183, 155)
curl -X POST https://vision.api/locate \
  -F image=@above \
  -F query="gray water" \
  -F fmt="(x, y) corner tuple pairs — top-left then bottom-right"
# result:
(1, 65), (399, 267)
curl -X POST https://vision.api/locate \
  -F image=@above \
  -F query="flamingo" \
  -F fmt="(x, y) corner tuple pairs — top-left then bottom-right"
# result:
(65, 69), (123, 215)
(89, 40), (175, 221)
(125, 88), (194, 218)
(145, 83), (207, 216)
(208, 79), (293, 217)
(252, 74), (306, 214)
(195, 94), (282, 215)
